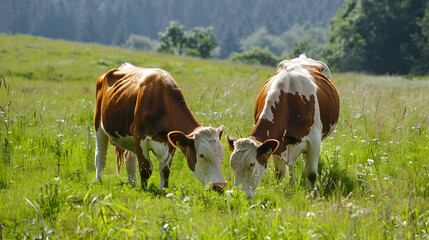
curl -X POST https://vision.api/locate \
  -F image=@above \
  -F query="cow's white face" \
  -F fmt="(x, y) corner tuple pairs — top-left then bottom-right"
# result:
(227, 136), (279, 199)
(193, 127), (226, 189)
(168, 126), (226, 191)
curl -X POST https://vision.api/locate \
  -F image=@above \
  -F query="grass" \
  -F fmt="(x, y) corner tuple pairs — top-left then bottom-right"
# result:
(0, 33), (428, 239)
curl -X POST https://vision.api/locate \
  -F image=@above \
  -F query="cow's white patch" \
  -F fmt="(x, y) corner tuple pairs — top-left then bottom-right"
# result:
(98, 120), (175, 189)
(119, 62), (135, 69)
(95, 125), (109, 180)
(111, 134), (135, 151)
(99, 122), (135, 151)
(125, 151), (138, 187)
(139, 136), (172, 189)
(117, 66), (177, 89)
(277, 54), (332, 79)
(259, 65), (318, 122)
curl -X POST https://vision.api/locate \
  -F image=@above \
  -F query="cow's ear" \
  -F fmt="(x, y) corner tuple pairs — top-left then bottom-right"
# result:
(216, 125), (224, 139)
(226, 135), (237, 152)
(168, 131), (194, 148)
(257, 139), (279, 156)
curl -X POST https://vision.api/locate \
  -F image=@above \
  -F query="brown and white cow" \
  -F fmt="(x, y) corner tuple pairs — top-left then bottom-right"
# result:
(94, 63), (226, 191)
(227, 54), (339, 199)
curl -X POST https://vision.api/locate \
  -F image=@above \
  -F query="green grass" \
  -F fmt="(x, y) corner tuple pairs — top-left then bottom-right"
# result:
(0, 33), (428, 239)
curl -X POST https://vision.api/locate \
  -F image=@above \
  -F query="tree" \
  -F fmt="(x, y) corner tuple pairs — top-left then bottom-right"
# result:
(185, 27), (217, 58)
(219, 27), (240, 59)
(77, 7), (101, 43)
(411, 2), (429, 75)
(122, 34), (158, 51)
(157, 22), (218, 58)
(240, 27), (285, 56)
(231, 47), (279, 66)
(111, 22), (128, 46)
(286, 35), (319, 59)
(157, 21), (186, 55)
(325, 0), (428, 75)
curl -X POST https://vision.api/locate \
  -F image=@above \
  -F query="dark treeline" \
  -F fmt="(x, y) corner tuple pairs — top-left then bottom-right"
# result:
(325, 0), (429, 75)
(0, 0), (342, 45)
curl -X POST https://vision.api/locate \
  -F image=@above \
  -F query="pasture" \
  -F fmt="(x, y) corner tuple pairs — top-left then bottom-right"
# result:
(0, 34), (428, 239)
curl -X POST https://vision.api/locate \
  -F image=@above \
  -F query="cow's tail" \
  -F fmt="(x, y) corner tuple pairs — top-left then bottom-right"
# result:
(115, 146), (125, 175)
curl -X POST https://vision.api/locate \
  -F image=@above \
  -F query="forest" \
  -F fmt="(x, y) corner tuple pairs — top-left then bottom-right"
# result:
(0, 0), (343, 56)
(1, 0), (428, 75)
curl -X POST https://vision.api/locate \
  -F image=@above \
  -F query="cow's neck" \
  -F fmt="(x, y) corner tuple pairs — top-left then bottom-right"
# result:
(250, 118), (283, 144)
(165, 98), (200, 135)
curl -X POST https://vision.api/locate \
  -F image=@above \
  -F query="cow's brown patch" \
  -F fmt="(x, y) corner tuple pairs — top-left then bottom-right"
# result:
(254, 77), (273, 122)
(305, 66), (340, 138)
(251, 91), (316, 154)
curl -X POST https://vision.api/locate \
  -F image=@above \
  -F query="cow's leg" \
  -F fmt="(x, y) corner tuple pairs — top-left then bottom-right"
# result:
(134, 138), (153, 190)
(125, 151), (138, 188)
(159, 155), (173, 190)
(273, 155), (286, 180)
(305, 142), (321, 197)
(95, 128), (109, 180)
(137, 154), (153, 190)
(151, 142), (175, 191)
(288, 165), (297, 184)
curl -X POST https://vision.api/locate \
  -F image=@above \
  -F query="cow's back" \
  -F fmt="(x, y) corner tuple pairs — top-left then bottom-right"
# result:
(94, 65), (178, 138)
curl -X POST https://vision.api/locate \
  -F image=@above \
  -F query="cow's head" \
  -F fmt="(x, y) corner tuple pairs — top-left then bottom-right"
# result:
(168, 126), (226, 191)
(226, 135), (278, 199)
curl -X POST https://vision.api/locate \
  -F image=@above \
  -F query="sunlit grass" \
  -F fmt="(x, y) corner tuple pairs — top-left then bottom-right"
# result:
(0, 34), (428, 239)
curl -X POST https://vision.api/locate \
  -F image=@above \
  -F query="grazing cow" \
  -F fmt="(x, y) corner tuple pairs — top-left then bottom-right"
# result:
(227, 54), (339, 199)
(94, 63), (226, 191)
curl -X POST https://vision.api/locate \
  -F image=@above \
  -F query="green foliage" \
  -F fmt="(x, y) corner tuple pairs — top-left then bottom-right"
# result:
(231, 47), (279, 66)
(0, 0), (343, 45)
(185, 26), (218, 59)
(318, 153), (358, 197)
(284, 35), (320, 59)
(240, 24), (328, 58)
(219, 27), (240, 59)
(0, 34), (428, 239)
(37, 183), (66, 221)
(325, 0), (429, 75)
(411, 2), (429, 75)
(0, 76), (12, 189)
(77, 3), (101, 43)
(157, 21), (186, 55)
(122, 34), (157, 51)
(158, 22), (218, 58)
(240, 27), (286, 56)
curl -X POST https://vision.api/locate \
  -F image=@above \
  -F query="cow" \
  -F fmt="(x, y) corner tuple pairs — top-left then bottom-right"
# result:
(94, 63), (227, 192)
(226, 54), (340, 199)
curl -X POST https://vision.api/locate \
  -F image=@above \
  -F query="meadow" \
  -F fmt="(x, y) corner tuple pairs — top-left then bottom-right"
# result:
(0, 33), (428, 239)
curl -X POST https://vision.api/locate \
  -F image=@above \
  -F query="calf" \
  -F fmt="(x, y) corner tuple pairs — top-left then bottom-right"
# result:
(94, 63), (226, 191)
(227, 54), (339, 198)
